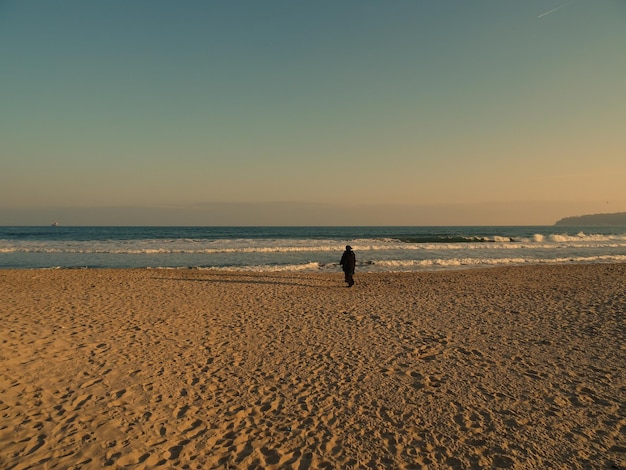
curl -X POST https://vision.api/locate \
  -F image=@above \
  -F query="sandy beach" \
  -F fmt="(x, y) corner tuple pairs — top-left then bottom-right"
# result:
(1, 264), (624, 469)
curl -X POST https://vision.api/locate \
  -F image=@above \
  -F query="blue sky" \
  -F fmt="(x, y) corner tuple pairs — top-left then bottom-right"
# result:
(1, 1), (625, 225)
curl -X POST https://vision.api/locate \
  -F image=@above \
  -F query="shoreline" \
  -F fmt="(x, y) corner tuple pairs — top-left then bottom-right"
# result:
(2, 259), (625, 272)
(1, 263), (625, 468)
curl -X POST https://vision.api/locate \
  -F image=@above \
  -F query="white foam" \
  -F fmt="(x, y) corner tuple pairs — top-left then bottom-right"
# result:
(2, 231), (626, 256)
(181, 255), (626, 273)
(366, 255), (626, 272)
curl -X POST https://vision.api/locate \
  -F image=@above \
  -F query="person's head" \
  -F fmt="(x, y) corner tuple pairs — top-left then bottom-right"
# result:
(346, 245), (352, 251)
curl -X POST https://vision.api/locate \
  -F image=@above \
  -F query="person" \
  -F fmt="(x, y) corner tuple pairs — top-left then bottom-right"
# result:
(340, 245), (356, 287)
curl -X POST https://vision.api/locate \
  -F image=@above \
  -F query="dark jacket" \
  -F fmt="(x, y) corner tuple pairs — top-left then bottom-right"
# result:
(340, 249), (356, 274)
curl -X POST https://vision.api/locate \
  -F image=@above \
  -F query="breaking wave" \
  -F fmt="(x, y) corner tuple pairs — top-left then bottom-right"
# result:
(1, 226), (625, 271)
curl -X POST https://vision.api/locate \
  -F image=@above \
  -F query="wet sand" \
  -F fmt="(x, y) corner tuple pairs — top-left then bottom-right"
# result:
(1, 264), (625, 469)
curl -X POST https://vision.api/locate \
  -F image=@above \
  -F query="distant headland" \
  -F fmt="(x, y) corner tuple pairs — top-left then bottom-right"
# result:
(554, 212), (626, 226)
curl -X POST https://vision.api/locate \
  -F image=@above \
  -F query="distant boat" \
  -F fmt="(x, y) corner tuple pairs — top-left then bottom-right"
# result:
(51, 222), (59, 227)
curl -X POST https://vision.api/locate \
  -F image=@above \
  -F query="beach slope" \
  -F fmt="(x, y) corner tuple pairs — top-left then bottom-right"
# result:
(1, 264), (625, 469)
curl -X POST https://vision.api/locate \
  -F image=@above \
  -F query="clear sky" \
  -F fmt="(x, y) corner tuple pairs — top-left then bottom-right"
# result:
(1, 0), (625, 226)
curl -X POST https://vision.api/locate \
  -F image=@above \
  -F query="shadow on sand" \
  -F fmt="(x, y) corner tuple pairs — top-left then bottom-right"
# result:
(152, 271), (348, 288)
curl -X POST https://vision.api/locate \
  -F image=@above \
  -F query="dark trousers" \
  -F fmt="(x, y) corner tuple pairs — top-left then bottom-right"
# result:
(344, 270), (354, 286)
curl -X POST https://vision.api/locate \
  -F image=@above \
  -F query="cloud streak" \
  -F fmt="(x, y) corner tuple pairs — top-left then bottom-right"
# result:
(538, 3), (570, 18)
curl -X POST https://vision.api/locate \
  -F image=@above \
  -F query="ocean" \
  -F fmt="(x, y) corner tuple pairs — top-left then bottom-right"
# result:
(1, 226), (625, 272)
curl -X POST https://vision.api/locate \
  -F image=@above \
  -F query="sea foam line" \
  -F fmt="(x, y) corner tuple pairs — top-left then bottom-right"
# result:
(154, 254), (626, 273)
(2, 239), (626, 254)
